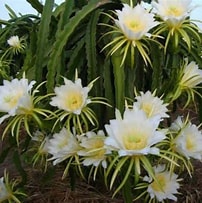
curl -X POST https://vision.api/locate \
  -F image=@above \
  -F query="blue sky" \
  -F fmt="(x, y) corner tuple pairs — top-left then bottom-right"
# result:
(0, 0), (65, 19)
(0, 0), (202, 30)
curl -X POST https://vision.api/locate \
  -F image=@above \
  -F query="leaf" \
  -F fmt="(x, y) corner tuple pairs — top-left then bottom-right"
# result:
(21, 30), (38, 80)
(85, 9), (100, 84)
(5, 4), (18, 18)
(111, 48), (125, 114)
(110, 156), (128, 189)
(46, 0), (112, 92)
(26, 0), (43, 14)
(150, 43), (163, 92)
(55, 0), (75, 31)
(112, 158), (134, 199)
(67, 39), (85, 78)
(34, 0), (54, 83)
(103, 58), (115, 108)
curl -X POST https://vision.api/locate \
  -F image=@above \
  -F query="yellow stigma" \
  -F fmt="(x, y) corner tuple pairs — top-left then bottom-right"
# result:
(123, 133), (147, 150)
(167, 6), (183, 17)
(151, 174), (166, 192)
(92, 139), (104, 148)
(4, 93), (22, 108)
(126, 19), (144, 32)
(141, 103), (154, 117)
(58, 139), (68, 149)
(186, 136), (195, 150)
(65, 92), (83, 111)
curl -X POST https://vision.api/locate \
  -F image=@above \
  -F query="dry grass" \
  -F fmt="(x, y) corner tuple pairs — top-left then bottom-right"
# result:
(23, 166), (124, 203)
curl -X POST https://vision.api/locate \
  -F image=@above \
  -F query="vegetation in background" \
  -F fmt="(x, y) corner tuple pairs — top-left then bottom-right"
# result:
(0, 0), (202, 202)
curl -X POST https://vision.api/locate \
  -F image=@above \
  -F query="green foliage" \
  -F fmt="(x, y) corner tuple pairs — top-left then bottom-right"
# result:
(0, 1), (202, 203)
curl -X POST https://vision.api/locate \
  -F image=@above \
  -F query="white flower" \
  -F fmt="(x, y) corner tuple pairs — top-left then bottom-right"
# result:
(115, 4), (158, 40)
(7, 36), (21, 48)
(133, 91), (169, 118)
(179, 60), (202, 89)
(0, 78), (35, 124)
(105, 108), (165, 156)
(78, 130), (111, 168)
(144, 164), (180, 202)
(0, 177), (9, 201)
(48, 128), (81, 165)
(50, 78), (91, 115)
(171, 117), (202, 160)
(152, 0), (192, 26)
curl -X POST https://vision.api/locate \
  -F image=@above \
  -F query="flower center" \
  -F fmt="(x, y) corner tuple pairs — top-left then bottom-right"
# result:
(186, 136), (195, 150)
(94, 148), (106, 159)
(123, 133), (147, 150)
(58, 139), (68, 149)
(141, 103), (153, 117)
(4, 94), (21, 108)
(151, 174), (166, 192)
(93, 139), (104, 148)
(126, 20), (143, 32)
(66, 92), (83, 111)
(167, 6), (183, 17)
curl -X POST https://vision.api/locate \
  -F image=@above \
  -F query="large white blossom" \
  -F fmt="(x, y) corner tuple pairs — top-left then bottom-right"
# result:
(115, 4), (158, 40)
(171, 117), (202, 160)
(78, 130), (111, 168)
(0, 78), (35, 124)
(133, 91), (169, 118)
(48, 128), (81, 165)
(105, 108), (165, 156)
(144, 164), (180, 202)
(50, 78), (91, 115)
(152, 0), (192, 26)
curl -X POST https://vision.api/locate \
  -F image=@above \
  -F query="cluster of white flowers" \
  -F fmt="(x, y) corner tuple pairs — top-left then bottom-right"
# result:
(114, 0), (196, 42)
(1, 72), (202, 202)
(47, 128), (111, 168)
(1, 0), (202, 202)
(47, 91), (168, 167)
(45, 90), (188, 201)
